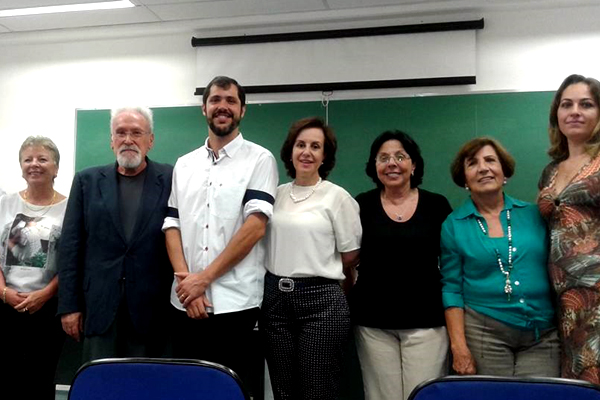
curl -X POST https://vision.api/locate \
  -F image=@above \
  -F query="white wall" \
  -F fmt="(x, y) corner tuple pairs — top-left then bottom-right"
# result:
(0, 31), (198, 194)
(0, 4), (599, 193)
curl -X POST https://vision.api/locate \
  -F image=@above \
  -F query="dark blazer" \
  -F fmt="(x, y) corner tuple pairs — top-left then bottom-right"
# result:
(57, 158), (173, 337)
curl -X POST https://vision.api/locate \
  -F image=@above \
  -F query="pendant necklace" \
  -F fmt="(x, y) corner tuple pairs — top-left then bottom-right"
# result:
(476, 209), (513, 301)
(290, 178), (322, 203)
(383, 190), (414, 221)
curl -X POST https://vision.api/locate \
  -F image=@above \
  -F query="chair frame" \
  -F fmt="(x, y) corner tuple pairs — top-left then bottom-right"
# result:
(407, 375), (600, 400)
(68, 357), (251, 400)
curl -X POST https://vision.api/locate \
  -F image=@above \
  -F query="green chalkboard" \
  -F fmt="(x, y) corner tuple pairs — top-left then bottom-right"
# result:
(76, 91), (555, 208)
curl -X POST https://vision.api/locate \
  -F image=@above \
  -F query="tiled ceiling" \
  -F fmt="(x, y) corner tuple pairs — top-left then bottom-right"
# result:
(0, 0), (596, 34)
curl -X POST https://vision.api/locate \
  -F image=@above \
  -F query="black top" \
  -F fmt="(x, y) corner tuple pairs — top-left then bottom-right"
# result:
(118, 168), (147, 243)
(350, 188), (452, 329)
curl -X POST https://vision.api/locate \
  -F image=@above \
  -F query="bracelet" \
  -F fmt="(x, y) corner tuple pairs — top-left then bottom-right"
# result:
(2, 287), (6, 304)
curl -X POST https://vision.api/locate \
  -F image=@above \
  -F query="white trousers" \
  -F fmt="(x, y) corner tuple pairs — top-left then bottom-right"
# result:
(355, 325), (449, 400)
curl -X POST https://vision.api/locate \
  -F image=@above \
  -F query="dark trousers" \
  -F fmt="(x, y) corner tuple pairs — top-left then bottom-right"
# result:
(171, 306), (260, 386)
(83, 286), (168, 362)
(261, 272), (351, 400)
(0, 297), (65, 400)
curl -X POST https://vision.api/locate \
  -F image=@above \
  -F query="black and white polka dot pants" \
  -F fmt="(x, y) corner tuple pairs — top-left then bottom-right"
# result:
(261, 272), (351, 400)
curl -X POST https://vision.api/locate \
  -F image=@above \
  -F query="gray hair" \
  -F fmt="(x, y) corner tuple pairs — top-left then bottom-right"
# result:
(19, 136), (60, 167)
(110, 107), (154, 134)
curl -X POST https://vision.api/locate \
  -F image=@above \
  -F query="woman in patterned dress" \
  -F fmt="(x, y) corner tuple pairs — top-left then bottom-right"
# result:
(538, 74), (600, 383)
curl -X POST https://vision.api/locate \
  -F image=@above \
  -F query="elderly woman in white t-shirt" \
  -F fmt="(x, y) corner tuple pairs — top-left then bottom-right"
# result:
(262, 117), (362, 400)
(0, 136), (68, 400)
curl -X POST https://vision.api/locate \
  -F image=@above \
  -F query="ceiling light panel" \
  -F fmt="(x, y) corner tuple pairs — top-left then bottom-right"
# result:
(0, 6), (156, 32)
(148, 0), (326, 21)
(0, 1), (134, 17)
(0, 0), (103, 9)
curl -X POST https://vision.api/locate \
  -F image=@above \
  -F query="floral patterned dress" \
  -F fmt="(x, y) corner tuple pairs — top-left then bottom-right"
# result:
(538, 153), (600, 383)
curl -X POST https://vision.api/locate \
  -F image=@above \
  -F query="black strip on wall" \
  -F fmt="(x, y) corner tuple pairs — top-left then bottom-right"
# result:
(194, 76), (476, 96)
(191, 18), (484, 47)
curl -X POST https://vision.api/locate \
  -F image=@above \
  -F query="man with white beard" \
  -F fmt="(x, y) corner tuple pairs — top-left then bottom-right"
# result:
(57, 107), (173, 361)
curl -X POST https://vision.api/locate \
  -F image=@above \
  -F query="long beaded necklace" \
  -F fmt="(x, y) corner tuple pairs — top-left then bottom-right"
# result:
(476, 209), (513, 301)
(290, 178), (322, 203)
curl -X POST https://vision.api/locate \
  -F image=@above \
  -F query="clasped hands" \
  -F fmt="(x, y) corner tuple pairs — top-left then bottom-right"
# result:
(175, 271), (213, 320)
(5, 287), (50, 314)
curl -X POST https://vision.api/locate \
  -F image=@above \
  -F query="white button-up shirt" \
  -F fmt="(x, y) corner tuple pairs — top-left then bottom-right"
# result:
(163, 134), (278, 314)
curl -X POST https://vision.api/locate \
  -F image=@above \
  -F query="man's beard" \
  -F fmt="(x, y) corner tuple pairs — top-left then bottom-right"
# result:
(208, 111), (240, 137)
(117, 145), (143, 169)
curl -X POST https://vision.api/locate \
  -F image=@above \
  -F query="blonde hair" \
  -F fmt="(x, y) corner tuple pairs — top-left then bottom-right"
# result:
(19, 136), (60, 167)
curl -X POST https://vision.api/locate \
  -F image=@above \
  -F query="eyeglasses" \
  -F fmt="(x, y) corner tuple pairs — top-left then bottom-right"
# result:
(375, 153), (410, 164)
(113, 131), (147, 139)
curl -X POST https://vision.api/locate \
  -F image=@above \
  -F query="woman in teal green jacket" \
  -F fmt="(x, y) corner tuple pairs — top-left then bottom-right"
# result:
(440, 137), (559, 377)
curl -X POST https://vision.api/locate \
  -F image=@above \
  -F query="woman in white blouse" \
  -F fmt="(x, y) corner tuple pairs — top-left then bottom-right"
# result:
(262, 117), (362, 400)
(0, 136), (68, 399)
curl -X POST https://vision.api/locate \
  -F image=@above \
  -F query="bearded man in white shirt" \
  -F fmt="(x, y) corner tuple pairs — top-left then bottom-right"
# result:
(163, 76), (278, 384)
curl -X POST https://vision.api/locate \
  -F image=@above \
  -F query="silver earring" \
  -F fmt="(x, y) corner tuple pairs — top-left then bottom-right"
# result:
(503, 178), (508, 185)
(465, 184), (470, 191)
(411, 171), (414, 176)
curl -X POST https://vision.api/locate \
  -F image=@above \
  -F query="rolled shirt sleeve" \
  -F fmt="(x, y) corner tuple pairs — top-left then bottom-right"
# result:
(242, 152), (278, 220)
(440, 216), (465, 309)
(162, 165), (181, 231)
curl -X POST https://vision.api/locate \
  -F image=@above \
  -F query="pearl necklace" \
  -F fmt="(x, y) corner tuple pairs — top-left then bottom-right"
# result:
(290, 178), (322, 203)
(476, 209), (513, 301)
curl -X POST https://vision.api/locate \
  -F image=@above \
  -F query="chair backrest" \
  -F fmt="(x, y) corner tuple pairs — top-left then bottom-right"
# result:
(68, 358), (250, 400)
(407, 375), (600, 400)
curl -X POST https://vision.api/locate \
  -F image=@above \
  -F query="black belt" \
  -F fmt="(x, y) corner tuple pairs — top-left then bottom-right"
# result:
(266, 271), (338, 292)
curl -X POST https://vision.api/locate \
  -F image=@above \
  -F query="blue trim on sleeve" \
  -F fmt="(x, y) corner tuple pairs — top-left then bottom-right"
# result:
(243, 189), (275, 205)
(167, 207), (179, 218)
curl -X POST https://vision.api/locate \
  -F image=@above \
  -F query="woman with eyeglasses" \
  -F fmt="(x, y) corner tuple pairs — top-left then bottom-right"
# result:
(350, 130), (452, 400)
(441, 137), (559, 377)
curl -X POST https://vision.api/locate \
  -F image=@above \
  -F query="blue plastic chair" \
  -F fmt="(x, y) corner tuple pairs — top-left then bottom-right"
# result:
(408, 375), (600, 400)
(68, 358), (250, 400)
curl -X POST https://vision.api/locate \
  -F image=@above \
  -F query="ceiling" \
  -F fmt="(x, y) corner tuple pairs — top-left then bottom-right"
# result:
(0, 0), (596, 35)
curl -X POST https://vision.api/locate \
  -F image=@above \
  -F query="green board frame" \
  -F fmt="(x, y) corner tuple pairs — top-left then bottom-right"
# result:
(76, 91), (554, 208)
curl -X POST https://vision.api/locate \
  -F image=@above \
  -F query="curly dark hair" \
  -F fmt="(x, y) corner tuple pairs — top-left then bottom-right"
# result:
(365, 130), (424, 189)
(280, 117), (337, 179)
